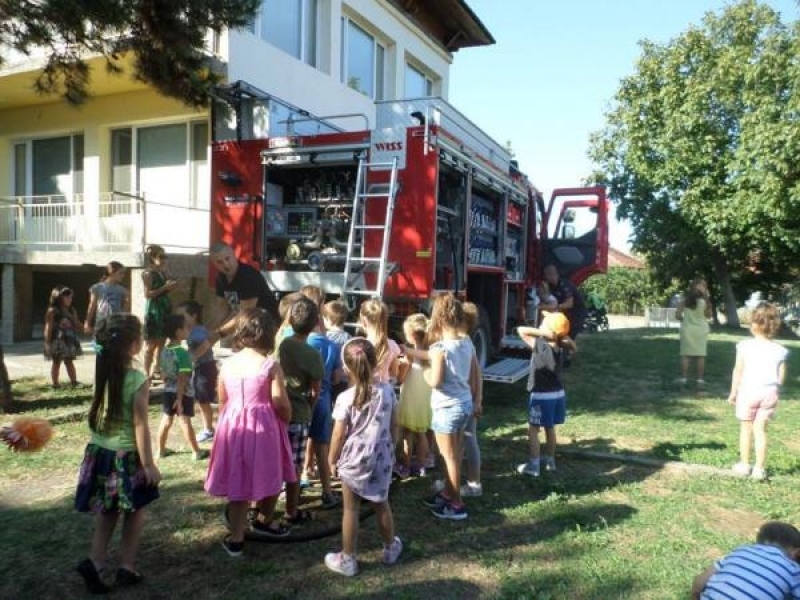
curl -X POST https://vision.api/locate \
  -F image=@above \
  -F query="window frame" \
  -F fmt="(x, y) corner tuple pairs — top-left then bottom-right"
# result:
(405, 61), (435, 98)
(12, 134), (84, 202)
(341, 15), (386, 101)
(248, 0), (319, 67)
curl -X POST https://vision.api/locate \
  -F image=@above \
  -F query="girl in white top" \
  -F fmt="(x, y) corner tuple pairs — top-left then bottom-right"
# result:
(407, 293), (479, 521)
(727, 303), (788, 481)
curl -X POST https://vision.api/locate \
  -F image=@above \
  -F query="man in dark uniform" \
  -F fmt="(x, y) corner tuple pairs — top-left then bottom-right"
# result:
(209, 243), (280, 340)
(544, 264), (587, 340)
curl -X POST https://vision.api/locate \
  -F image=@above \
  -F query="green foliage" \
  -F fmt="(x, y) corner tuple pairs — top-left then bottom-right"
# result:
(581, 267), (681, 315)
(589, 1), (800, 325)
(0, 0), (259, 106)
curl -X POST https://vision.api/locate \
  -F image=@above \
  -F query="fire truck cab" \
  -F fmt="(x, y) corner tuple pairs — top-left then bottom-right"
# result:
(210, 96), (608, 382)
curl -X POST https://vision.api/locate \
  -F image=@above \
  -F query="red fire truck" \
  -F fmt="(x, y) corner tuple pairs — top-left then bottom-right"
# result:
(210, 97), (608, 382)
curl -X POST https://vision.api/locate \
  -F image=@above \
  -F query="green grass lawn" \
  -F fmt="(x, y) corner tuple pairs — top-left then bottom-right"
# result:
(2, 327), (800, 599)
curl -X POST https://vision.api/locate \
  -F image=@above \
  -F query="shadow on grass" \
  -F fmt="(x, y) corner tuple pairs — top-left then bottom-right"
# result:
(496, 572), (641, 600)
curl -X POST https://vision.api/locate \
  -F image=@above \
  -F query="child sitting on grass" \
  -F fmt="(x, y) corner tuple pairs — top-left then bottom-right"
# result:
(691, 521), (800, 599)
(516, 312), (575, 477)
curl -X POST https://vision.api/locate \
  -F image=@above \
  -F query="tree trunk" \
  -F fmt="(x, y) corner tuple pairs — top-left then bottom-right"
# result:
(0, 345), (12, 413)
(711, 256), (740, 328)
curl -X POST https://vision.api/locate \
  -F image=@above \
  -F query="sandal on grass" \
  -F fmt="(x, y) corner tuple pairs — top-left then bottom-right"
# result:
(283, 509), (313, 524)
(76, 558), (110, 594)
(252, 519), (292, 538)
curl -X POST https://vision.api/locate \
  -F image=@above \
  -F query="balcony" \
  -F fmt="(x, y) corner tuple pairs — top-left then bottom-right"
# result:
(0, 193), (209, 265)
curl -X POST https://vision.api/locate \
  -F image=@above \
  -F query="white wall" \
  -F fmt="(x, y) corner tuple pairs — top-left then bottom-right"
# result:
(225, 0), (454, 130)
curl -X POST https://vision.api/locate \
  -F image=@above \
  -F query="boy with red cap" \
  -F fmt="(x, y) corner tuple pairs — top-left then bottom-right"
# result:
(516, 312), (576, 477)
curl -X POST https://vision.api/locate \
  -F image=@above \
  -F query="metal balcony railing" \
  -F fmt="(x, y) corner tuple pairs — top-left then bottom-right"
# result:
(0, 192), (209, 254)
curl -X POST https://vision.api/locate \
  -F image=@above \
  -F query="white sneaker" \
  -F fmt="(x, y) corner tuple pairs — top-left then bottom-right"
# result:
(731, 462), (751, 476)
(324, 551), (358, 576)
(197, 429), (214, 443)
(751, 467), (767, 481)
(542, 456), (557, 472)
(460, 481), (483, 497)
(517, 459), (540, 477)
(383, 536), (403, 565)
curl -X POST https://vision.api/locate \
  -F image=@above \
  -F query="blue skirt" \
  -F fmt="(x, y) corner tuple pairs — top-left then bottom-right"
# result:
(75, 444), (159, 513)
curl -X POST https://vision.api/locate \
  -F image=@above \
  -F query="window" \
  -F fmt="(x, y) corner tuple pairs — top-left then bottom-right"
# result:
(341, 17), (385, 100)
(405, 63), (434, 98)
(252, 0), (318, 67)
(110, 122), (210, 208)
(13, 135), (84, 201)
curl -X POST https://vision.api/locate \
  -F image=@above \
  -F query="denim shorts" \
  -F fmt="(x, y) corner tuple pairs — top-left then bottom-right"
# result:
(192, 360), (218, 404)
(431, 403), (471, 435)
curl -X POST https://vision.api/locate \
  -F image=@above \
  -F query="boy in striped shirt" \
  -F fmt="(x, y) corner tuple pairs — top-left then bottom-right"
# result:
(692, 521), (800, 599)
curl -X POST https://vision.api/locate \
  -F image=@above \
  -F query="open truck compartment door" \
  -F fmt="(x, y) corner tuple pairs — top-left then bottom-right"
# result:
(543, 186), (609, 286)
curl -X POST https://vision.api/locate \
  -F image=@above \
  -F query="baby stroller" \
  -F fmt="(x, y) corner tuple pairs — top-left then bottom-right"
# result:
(584, 291), (609, 333)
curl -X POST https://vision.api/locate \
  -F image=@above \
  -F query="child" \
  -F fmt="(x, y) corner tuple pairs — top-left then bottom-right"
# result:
(396, 314), (432, 478)
(177, 301), (217, 443)
(359, 299), (401, 385)
(459, 302), (483, 497)
(325, 337), (402, 576)
(536, 282), (558, 311)
(676, 277), (712, 385)
(44, 285), (83, 388)
(74, 314), (160, 593)
(275, 291), (305, 349)
(300, 286), (343, 508)
(278, 296), (325, 523)
(323, 299), (352, 348)
(413, 293), (479, 521)
(156, 314), (208, 461)
(691, 521), (800, 599)
(84, 261), (129, 336)
(142, 244), (178, 380)
(516, 312), (576, 477)
(205, 308), (295, 556)
(324, 298), (352, 402)
(727, 302), (788, 481)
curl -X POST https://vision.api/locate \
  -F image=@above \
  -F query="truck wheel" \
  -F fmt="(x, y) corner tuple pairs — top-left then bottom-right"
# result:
(471, 305), (493, 369)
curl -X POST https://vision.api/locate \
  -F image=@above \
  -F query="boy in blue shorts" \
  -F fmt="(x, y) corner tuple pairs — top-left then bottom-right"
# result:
(177, 301), (217, 443)
(516, 312), (575, 477)
(156, 314), (208, 462)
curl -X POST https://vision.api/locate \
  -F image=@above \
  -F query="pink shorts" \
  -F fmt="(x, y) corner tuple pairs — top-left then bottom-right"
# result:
(736, 388), (779, 421)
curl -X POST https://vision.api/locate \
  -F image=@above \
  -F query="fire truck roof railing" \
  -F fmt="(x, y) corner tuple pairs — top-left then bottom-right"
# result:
(375, 97), (512, 176)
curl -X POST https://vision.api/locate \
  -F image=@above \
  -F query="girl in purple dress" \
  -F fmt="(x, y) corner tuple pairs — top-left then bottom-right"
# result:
(205, 308), (295, 557)
(325, 338), (402, 576)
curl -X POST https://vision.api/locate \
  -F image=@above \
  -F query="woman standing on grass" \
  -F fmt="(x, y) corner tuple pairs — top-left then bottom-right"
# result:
(676, 277), (711, 386)
(84, 262), (129, 337)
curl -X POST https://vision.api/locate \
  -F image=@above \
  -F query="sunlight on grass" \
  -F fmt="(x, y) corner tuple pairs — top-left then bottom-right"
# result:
(1, 328), (800, 599)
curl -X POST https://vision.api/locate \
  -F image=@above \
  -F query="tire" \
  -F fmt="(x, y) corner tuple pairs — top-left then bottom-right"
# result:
(471, 305), (493, 369)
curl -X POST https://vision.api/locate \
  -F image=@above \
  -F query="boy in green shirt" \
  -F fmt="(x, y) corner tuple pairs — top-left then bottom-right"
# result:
(278, 297), (324, 523)
(156, 314), (208, 461)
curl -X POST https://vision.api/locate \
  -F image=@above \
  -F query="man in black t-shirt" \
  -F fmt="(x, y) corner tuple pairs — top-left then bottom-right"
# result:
(544, 264), (587, 339)
(210, 243), (279, 340)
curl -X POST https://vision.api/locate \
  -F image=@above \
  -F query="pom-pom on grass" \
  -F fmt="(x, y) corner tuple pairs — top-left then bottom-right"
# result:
(0, 417), (54, 452)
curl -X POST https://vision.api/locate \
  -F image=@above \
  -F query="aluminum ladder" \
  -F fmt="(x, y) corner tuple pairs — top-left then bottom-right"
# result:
(341, 157), (399, 303)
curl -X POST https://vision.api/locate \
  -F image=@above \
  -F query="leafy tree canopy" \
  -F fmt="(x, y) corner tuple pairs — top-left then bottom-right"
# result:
(0, 0), (259, 106)
(589, 0), (800, 326)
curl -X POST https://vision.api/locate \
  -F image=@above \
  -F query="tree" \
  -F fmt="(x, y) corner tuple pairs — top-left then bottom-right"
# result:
(589, 1), (800, 327)
(0, 0), (259, 106)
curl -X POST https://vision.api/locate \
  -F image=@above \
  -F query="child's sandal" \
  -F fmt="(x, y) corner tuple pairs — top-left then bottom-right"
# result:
(76, 558), (111, 594)
(116, 568), (144, 586)
(284, 509), (313, 524)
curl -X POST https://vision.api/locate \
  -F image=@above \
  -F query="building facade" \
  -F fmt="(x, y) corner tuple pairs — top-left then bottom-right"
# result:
(0, 0), (492, 342)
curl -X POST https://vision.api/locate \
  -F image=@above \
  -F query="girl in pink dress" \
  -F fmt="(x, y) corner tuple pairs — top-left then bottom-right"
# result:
(205, 308), (295, 557)
(325, 338), (402, 577)
(359, 299), (401, 385)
